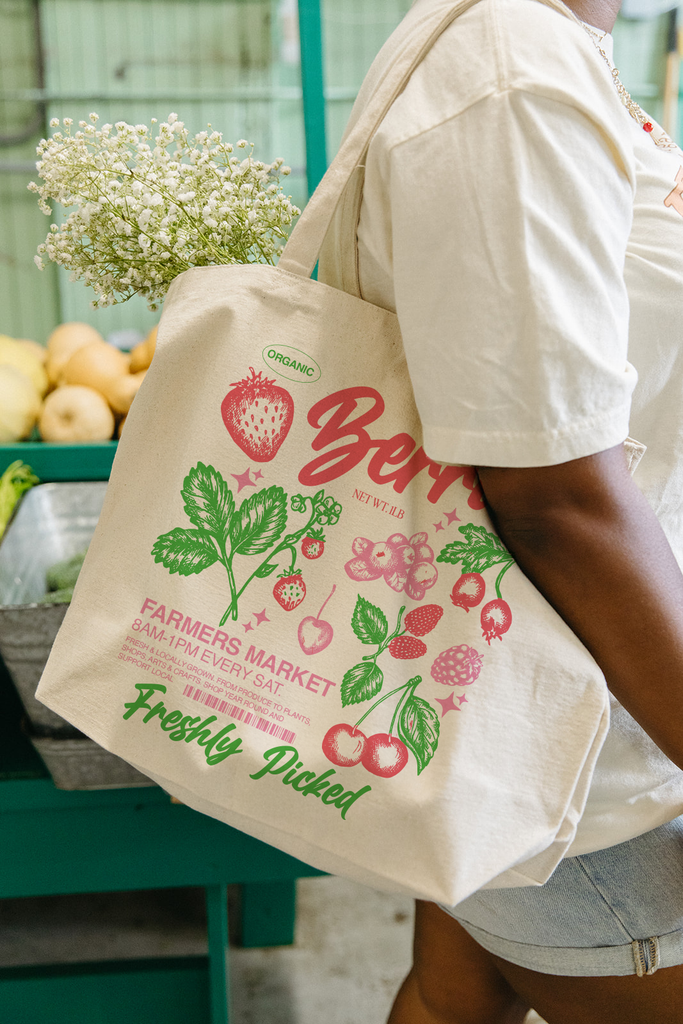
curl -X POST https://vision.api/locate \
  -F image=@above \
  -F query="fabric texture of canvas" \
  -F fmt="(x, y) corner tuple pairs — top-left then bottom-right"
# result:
(36, 0), (633, 906)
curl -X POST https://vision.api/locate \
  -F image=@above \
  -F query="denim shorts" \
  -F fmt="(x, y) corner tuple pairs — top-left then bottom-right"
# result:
(440, 816), (683, 977)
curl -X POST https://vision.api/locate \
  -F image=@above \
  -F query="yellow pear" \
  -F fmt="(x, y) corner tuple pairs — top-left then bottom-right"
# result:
(62, 340), (130, 395)
(39, 385), (115, 442)
(0, 365), (41, 441)
(129, 324), (157, 372)
(16, 339), (48, 365)
(101, 370), (147, 415)
(0, 335), (48, 396)
(46, 322), (105, 385)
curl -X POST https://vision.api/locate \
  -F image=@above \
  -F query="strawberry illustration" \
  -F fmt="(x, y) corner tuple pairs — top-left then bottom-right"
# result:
(431, 644), (483, 686)
(221, 367), (294, 462)
(273, 572), (306, 611)
(388, 636), (427, 660)
(404, 604), (443, 636)
(301, 527), (325, 560)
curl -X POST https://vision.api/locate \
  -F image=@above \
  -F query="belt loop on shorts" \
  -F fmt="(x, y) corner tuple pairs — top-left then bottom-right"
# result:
(632, 937), (661, 977)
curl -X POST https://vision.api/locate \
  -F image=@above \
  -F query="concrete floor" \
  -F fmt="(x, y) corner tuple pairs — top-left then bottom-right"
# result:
(0, 874), (547, 1023)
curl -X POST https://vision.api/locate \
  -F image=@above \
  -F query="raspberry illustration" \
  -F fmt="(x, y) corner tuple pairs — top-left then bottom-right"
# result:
(431, 644), (483, 686)
(481, 599), (512, 643)
(388, 636), (428, 660)
(404, 604), (443, 636)
(301, 527), (325, 560)
(273, 572), (306, 611)
(221, 367), (294, 462)
(450, 572), (486, 612)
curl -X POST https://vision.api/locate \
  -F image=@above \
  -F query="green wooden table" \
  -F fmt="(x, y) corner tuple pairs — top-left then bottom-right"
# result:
(0, 660), (324, 1024)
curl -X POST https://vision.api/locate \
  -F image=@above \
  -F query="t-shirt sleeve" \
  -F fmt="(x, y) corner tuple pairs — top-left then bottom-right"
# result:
(385, 88), (636, 468)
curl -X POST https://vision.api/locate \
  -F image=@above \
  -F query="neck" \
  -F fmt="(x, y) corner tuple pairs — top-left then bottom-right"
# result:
(562, 0), (622, 31)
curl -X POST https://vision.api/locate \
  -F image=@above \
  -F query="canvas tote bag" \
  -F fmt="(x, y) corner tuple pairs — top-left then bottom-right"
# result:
(37, 0), (621, 906)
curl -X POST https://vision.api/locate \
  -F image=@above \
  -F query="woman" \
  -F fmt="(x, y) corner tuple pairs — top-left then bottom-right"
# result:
(320, 0), (683, 1020)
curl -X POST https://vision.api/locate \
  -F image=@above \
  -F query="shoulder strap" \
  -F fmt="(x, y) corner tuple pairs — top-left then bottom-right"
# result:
(278, 0), (579, 283)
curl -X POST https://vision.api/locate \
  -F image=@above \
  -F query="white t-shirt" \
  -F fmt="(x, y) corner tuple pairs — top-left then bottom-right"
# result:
(321, 0), (683, 855)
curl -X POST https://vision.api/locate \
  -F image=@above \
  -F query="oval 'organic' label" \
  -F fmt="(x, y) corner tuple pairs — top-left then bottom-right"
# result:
(262, 344), (321, 383)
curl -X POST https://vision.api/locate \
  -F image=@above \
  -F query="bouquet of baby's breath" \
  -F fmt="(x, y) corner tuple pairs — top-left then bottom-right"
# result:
(29, 113), (300, 309)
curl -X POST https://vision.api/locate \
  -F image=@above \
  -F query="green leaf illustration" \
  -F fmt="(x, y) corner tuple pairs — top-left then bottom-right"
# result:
(151, 528), (219, 576)
(181, 463), (234, 542)
(351, 595), (388, 646)
(341, 662), (384, 707)
(436, 523), (513, 573)
(397, 694), (440, 775)
(255, 562), (279, 578)
(229, 486), (288, 556)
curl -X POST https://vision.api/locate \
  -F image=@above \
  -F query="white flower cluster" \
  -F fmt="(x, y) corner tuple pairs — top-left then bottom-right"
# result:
(29, 113), (300, 309)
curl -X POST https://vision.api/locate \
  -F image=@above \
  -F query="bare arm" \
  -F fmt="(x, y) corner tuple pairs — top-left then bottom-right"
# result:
(477, 445), (683, 770)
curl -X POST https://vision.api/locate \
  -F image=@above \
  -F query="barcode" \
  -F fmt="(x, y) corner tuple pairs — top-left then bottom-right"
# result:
(182, 685), (296, 744)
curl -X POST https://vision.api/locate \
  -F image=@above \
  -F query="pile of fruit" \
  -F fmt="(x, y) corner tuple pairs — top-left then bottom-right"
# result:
(0, 322), (157, 443)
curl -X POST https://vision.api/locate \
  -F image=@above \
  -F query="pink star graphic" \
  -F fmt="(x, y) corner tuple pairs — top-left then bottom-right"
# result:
(252, 469), (264, 481)
(433, 521), (444, 532)
(242, 621), (254, 632)
(457, 693), (468, 705)
(231, 467), (256, 493)
(444, 507), (461, 525)
(253, 608), (270, 626)
(434, 692), (462, 717)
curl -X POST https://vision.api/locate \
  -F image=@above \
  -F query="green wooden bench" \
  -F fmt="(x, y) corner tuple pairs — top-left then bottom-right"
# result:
(0, 658), (323, 1024)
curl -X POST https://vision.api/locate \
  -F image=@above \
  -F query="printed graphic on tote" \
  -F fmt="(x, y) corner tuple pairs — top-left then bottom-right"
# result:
(221, 367), (294, 462)
(320, 596), (442, 776)
(344, 532), (438, 601)
(431, 645), (484, 686)
(322, 672), (439, 778)
(437, 524), (514, 643)
(298, 585), (336, 655)
(151, 462), (342, 625)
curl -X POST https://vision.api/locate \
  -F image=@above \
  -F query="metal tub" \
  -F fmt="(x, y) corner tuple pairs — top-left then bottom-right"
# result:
(0, 481), (107, 734)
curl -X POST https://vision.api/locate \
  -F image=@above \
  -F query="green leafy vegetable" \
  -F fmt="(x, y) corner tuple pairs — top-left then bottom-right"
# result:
(0, 461), (39, 540)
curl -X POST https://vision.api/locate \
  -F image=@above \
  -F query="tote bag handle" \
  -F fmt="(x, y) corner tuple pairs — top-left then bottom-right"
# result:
(278, 0), (578, 281)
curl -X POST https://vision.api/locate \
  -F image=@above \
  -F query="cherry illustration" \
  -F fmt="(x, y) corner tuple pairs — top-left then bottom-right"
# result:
(480, 598), (512, 643)
(322, 723), (367, 766)
(450, 573), (486, 612)
(298, 585), (336, 655)
(361, 734), (409, 778)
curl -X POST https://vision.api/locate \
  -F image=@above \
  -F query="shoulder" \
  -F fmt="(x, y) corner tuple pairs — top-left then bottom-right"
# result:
(367, 0), (631, 162)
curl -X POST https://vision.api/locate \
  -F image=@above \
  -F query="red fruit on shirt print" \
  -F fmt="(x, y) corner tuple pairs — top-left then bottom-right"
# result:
(221, 367), (294, 462)
(437, 524), (515, 642)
